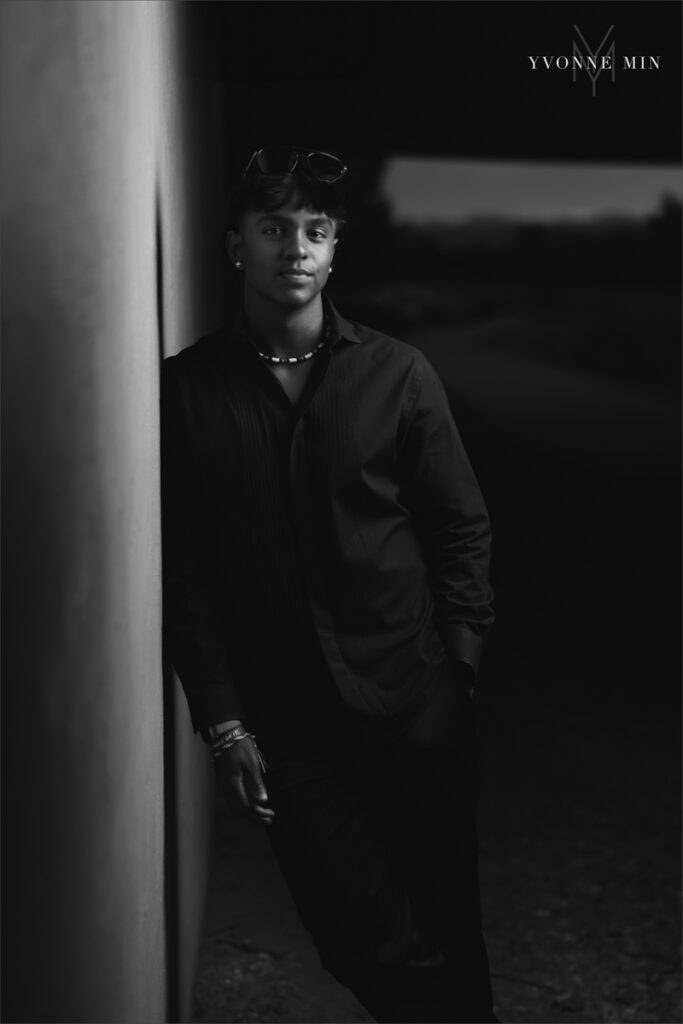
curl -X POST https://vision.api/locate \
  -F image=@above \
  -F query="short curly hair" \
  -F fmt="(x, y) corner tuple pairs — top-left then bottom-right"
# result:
(227, 170), (348, 238)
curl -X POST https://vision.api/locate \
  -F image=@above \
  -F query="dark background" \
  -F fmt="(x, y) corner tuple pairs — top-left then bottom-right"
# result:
(186, 1), (681, 164)
(183, 4), (681, 1022)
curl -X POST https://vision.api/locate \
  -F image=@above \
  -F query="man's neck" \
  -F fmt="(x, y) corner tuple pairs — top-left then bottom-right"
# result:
(244, 292), (325, 358)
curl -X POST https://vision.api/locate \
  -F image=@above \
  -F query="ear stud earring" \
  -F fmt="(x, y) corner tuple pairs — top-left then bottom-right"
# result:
(235, 260), (243, 269)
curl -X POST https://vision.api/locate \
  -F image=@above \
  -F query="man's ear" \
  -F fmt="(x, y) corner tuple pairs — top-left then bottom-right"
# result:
(225, 230), (242, 267)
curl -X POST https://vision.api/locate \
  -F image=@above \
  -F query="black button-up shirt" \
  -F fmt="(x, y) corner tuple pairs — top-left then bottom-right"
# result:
(161, 298), (494, 734)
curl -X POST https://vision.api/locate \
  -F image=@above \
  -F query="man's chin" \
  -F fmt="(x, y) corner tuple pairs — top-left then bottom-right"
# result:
(272, 283), (321, 308)
(246, 279), (322, 311)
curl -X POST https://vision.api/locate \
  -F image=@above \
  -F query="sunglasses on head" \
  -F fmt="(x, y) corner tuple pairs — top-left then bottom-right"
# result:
(241, 147), (347, 184)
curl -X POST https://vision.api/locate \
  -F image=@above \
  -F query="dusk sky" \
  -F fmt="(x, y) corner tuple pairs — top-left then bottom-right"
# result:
(382, 158), (682, 224)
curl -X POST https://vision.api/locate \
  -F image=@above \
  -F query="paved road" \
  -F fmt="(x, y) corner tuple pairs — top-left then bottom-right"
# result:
(409, 322), (679, 476)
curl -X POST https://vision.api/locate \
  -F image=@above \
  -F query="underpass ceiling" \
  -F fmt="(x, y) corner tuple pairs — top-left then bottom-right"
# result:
(184, 1), (682, 167)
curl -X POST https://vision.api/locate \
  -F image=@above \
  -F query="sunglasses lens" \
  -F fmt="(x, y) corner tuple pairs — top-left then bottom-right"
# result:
(256, 147), (298, 175)
(306, 152), (345, 182)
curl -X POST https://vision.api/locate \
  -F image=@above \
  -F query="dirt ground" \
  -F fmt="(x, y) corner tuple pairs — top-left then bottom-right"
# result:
(190, 334), (681, 1024)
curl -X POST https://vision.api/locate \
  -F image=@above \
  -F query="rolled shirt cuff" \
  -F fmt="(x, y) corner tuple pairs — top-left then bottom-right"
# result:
(184, 684), (246, 735)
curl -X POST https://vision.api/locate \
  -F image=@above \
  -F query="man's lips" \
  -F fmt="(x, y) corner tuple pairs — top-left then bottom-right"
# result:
(279, 269), (313, 278)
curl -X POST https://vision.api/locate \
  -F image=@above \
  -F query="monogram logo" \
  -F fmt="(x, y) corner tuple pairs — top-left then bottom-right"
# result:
(572, 25), (616, 96)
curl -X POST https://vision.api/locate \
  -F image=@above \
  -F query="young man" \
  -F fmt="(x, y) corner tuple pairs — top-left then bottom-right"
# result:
(161, 146), (498, 1023)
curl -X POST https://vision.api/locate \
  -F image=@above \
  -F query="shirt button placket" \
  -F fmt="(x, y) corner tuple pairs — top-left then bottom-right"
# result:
(287, 407), (362, 706)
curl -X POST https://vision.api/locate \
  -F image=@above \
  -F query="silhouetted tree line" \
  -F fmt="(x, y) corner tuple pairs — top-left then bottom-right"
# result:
(326, 184), (681, 397)
(334, 193), (682, 291)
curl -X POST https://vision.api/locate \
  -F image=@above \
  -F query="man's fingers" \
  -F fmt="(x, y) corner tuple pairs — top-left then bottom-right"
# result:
(231, 771), (252, 813)
(226, 772), (273, 823)
(213, 740), (274, 824)
(242, 761), (275, 822)
(252, 806), (275, 825)
(242, 755), (269, 802)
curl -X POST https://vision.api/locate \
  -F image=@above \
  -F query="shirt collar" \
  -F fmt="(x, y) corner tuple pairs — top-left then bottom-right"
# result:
(323, 295), (363, 346)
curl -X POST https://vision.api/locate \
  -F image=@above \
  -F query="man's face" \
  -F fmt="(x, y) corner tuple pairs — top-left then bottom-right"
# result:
(230, 200), (338, 311)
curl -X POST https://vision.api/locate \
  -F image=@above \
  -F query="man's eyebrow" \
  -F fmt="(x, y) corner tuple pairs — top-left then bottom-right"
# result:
(255, 212), (334, 227)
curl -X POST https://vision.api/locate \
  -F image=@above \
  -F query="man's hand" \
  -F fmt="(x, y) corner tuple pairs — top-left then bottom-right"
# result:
(213, 737), (274, 826)
(407, 669), (474, 753)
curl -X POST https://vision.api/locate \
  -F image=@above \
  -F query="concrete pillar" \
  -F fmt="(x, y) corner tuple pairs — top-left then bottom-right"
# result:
(1, 3), (221, 1020)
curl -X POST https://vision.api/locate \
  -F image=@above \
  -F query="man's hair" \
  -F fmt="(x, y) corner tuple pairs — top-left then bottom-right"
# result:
(227, 171), (348, 238)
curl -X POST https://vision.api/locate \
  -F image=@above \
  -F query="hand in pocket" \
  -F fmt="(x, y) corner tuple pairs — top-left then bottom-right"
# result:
(406, 672), (474, 754)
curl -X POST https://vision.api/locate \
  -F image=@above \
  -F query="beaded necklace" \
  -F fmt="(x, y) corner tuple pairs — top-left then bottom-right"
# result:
(256, 315), (332, 366)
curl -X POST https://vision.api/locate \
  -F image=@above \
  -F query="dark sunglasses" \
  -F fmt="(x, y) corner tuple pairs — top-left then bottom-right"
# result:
(241, 147), (347, 184)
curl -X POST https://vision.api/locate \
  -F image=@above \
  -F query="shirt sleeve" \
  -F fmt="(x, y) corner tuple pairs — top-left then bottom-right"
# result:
(160, 359), (245, 731)
(398, 353), (494, 677)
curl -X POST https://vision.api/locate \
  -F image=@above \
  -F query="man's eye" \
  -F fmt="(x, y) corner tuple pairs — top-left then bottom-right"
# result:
(309, 231), (327, 240)
(263, 226), (281, 236)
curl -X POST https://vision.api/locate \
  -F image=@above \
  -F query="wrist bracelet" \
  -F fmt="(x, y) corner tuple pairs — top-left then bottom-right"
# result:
(209, 725), (246, 751)
(210, 731), (253, 761)
(210, 737), (243, 756)
(211, 732), (268, 773)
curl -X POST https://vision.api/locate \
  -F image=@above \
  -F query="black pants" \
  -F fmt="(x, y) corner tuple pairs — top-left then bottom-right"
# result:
(261, 672), (497, 1023)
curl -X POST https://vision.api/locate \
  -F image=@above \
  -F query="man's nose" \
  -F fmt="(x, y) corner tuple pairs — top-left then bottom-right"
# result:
(283, 232), (308, 258)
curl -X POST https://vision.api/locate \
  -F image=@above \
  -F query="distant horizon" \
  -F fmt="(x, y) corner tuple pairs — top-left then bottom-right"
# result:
(382, 157), (683, 225)
(394, 205), (679, 232)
